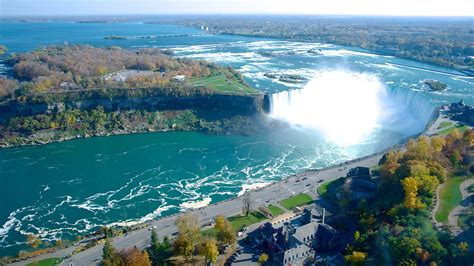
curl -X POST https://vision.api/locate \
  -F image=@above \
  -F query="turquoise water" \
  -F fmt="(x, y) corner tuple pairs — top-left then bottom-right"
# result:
(0, 21), (473, 256)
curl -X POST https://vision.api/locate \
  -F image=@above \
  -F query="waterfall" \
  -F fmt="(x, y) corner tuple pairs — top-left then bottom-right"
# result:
(386, 86), (438, 126)
(268, 70), (438, 144)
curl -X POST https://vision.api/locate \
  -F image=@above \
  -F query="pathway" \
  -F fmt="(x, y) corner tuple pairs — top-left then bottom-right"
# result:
(448, 178), (474, 235)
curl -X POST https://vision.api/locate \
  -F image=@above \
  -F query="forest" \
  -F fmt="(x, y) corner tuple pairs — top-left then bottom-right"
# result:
(0, 45), (248, 100)
(167, 16), (474, 74)
(323, 129), (474, 265)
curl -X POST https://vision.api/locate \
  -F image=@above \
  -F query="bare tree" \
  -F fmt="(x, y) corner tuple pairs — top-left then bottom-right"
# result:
(242, 192), (253, 216)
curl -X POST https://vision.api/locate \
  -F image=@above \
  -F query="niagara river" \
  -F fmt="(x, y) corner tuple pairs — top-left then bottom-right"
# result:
(0, 21), (473, 256)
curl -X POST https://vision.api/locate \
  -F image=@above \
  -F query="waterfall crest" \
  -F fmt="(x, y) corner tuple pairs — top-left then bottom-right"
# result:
(268, 70), (437, 145)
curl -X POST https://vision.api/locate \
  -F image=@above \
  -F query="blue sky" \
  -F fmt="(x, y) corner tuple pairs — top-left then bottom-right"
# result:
(1, 0), (473, 16)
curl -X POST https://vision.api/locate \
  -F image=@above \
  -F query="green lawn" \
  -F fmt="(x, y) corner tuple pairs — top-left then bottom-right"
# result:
(435, 176), (465, 223)
(279, 193), (313, 210)
(27, 258), (62, 266)
(202, 211), (268, 236)
(268, 205), (285, 216)
(228, 212), (266, 231)
(317, 180), (333, 198)
(190, 74), (257, 94)
(438, 121), (453, 129)
(437, 125), (469, 135)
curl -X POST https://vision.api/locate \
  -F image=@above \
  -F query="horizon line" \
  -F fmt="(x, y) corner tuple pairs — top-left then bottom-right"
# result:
(2, 14), (474, 18)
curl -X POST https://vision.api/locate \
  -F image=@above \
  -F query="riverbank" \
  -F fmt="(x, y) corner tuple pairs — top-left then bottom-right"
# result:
(8, 144), (387, 266)
(4, 103), (450, 265)
(0, 91), (268, 148)
(0, 109), (264, 148)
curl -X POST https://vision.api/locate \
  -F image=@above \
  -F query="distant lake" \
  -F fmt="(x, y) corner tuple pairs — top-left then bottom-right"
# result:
(0, 21), (472, 256)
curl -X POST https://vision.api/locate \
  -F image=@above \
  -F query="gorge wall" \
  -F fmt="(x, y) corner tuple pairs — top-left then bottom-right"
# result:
(0, 89), (266, 122)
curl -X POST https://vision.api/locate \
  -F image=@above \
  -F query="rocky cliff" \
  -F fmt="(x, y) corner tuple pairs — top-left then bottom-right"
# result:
(0, 88), (266, 122)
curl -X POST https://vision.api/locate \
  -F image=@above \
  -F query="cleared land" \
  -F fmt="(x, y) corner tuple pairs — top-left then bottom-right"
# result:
(279, 193), (313, 209)
(435, 176), (464, 223)
(190, 74), (256, 94)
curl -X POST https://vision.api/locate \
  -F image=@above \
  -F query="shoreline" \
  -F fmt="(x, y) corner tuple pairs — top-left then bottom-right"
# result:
(5, 106), (461, 265)
(4, 121), (426, 265)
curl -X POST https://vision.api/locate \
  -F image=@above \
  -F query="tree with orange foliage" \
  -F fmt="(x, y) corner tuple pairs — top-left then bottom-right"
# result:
(401, 177), (424, 209)
(119, 246), (151, 266)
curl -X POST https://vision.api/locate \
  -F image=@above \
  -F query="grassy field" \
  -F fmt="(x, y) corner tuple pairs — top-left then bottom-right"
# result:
(228, 212), (266, 230)
(437, 125), (470, 135)
(435, 176), (465, 223)
(279, 193), (313, 210)
(27, 258), (62, 266)
(438, 121), (453, 130)
(190, 74), (257, 94)
(201, 211), (266, 236)
(268, 205), (285, 216)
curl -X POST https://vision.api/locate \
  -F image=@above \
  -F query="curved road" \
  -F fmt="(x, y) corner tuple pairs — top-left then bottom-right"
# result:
(448, 178), (474, 235)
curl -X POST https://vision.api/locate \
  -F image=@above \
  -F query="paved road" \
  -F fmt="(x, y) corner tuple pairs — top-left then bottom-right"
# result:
(448, 178), (474, 235)
(10, 152), (383, 266)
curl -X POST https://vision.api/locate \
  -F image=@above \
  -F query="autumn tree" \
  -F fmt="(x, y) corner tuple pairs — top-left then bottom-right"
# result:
(174, 214), (201, 261)
(90, 106), (107, 130)
(55, 239), (63, 248)
(415, 175), (439, 197)
(458, 242), (469, 254)
(214, 215), (236, 245)
(258, 253), (269, 265)
(380, 151), (402, 180)
(401, 177), (424, 209)
(199, 238), (219, 264)
(431, 136), (446, 153)
(344, 251), (367, 266)
(26, 234), (41, 251)
(214, 215), (225, 232)
(120, 246), (151, 266)
(173, 234), (194, 261)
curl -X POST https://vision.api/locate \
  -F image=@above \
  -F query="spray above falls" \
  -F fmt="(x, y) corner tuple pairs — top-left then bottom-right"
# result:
(269, 70), (436, 145)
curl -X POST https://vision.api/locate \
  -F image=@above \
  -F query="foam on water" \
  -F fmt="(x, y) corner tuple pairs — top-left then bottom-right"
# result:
(180, 198), (212, 210)
(237, 182), (271, 197)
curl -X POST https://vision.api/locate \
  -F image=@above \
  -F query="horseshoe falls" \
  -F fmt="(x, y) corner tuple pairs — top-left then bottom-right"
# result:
(268, 70), (437, 146)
